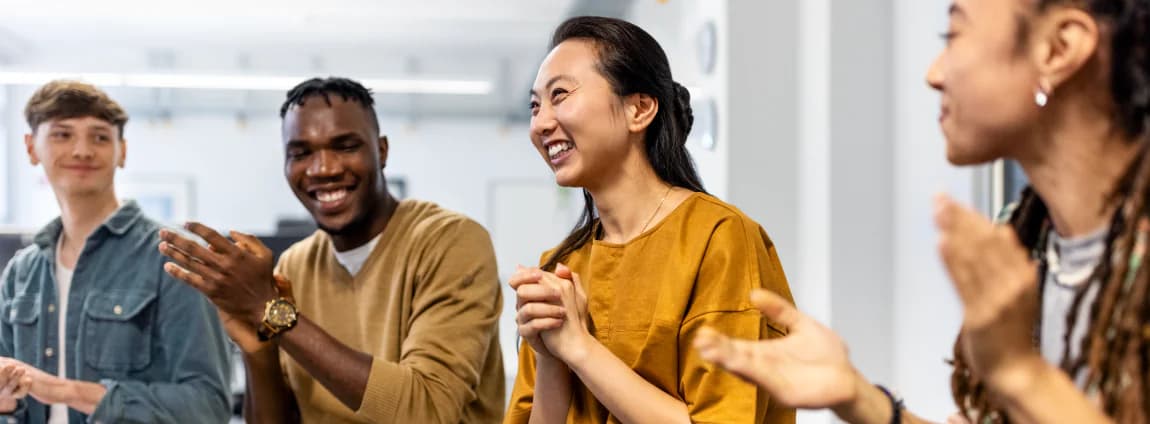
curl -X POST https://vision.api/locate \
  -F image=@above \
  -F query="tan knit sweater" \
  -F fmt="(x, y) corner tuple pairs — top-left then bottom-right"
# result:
(274, 199), (505, 423)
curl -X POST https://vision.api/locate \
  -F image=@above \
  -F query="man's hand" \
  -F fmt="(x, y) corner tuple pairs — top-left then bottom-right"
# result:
(0, 362), (30, 413)
(158, 223), (279, 327)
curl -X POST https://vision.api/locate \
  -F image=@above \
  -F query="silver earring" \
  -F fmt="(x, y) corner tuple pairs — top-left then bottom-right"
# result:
(1035, 89), (1049, 107)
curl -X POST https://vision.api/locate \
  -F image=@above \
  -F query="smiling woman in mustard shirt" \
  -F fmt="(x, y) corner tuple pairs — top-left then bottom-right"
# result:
(505, 16), (796, 424)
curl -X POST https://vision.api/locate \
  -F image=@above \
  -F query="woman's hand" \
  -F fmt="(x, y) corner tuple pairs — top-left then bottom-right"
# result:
(537, 263), (592, 365)
(935, 194), (1042, 392)
(510, 265), (567, 359)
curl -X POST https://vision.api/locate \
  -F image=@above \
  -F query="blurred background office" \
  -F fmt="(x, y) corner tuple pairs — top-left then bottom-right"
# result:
(0, 0), (1027, 422)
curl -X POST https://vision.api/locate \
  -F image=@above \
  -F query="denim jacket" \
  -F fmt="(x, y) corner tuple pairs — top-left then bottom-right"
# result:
(0, 201), (231, 423)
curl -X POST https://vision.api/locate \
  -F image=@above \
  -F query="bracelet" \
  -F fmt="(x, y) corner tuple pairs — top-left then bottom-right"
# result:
(875, 384), (903, 424)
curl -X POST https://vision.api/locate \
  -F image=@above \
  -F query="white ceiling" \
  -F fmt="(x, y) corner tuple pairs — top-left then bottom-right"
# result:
(0, 0), (574, 48)
(0, 0), (679, 120)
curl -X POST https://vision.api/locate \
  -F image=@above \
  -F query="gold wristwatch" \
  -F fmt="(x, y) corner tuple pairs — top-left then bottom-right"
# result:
(257, 297), (299, 341)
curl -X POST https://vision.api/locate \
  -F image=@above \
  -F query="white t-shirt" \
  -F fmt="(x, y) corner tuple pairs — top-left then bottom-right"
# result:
(1040, 226), (1107, 386)
(332, 233), (382, 276)
(50, 242), (73, 424)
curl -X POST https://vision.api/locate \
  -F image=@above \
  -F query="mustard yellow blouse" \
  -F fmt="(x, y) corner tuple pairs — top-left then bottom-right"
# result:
(505, 192), (796, 424)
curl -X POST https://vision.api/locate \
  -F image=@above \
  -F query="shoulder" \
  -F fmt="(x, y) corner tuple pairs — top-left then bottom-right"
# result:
(2, 244), (40, 282)
(678, 193), (765, 241)
(400, 199), (492, 246)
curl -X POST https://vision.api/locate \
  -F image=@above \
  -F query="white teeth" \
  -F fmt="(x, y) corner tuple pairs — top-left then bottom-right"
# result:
(317, 190), (347, 203)
(548, 142), (574, 158)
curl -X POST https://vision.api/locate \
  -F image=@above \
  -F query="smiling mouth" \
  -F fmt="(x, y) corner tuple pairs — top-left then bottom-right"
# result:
(307, 187), (354, 211)
(547, 141), (575, 160)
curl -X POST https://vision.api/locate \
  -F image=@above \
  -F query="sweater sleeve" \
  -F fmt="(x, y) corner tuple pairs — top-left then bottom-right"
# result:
(353, 218), (503, 423)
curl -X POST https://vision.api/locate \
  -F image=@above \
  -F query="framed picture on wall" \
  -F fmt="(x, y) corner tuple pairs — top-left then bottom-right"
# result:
(117, 175), (196, 224)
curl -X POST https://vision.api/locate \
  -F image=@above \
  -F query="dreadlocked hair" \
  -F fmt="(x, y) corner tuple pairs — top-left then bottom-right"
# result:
(949, 1), (1150, 422)
(279, 77), (380, 132)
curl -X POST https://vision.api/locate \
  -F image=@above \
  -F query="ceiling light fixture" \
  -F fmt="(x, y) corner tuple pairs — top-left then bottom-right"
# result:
(0, 71), (493, 95)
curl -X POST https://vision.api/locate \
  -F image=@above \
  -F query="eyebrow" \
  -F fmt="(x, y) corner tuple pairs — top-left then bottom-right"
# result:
(948, 3), (967, 19)
(286, 131), (362, 148)
(529, 75), (576, 97)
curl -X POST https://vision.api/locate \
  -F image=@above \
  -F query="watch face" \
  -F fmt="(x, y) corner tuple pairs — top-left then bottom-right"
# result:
(267, 300), (297, 327)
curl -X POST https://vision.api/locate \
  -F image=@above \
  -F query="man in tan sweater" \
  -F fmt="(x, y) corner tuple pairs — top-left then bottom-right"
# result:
(155, 77), (505, 423)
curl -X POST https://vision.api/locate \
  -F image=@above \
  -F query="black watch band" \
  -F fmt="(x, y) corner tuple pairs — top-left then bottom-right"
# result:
(875, 384), (903, 424)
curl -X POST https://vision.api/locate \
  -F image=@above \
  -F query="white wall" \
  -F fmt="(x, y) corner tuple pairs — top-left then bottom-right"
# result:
(0, 85), (7, 224)
(892, 0), (970, 418)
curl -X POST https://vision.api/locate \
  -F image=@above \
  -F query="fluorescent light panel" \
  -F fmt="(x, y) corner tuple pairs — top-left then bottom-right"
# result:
(0, 71), (493, 95)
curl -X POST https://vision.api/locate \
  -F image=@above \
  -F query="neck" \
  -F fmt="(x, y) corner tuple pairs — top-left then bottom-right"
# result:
(330, 193), (397, 252)
(1017, 104), (1139, 238)
(57, 191), (121, 247)
(586, 149), (671, 244)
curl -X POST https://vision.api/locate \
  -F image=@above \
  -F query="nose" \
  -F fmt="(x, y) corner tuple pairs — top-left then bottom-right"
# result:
(926, 52), (945, 92)
(71, 138), (94, 160)
(306, 150), (343, 179)
(530, 104), (558, 139)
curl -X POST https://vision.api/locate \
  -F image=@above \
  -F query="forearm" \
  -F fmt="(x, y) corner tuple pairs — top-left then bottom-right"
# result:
(567, 341), (690, 424)
(990, 356), (1110, 424)
(243, 345), (300, 424)
(33, 378), (106, 415)
(278, 315), (373, 411)
(529, 354), (572, 424)
(831, 374), (935, 424)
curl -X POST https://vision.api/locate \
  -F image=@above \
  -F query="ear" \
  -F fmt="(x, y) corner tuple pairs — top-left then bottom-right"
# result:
(24, 133), (40, 166)
(378, 135), (389, 169)
(118, 138), (128, 168)
(1031, 7), (1099, 92)
(624, 93), (659, 134)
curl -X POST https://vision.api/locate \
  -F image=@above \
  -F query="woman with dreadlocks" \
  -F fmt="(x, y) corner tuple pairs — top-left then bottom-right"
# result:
(693, 0), (1150, 422)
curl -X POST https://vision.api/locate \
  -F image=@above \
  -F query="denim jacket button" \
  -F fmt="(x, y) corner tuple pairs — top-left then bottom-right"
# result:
(113, 305), (123, 315)
(45, 347), (54, 358)
(47, 304), (55, 313)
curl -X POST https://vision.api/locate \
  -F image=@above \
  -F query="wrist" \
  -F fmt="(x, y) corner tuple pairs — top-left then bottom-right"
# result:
(832, 371), (895, 424)
(986, 353), (1046, 403)
(558, 333), (596, 371)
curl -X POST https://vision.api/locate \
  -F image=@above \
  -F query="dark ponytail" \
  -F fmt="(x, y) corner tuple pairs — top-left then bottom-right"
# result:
(540, 16), (706, 271)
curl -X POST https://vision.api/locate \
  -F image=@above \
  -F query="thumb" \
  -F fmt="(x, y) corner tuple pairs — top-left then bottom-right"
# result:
(273, 274), (296, 301)
(554, 262), (573, 279)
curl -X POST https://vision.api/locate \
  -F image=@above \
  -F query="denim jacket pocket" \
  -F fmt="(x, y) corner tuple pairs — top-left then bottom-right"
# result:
(82, 290), (156, 372)
(2, 295), (40, 361)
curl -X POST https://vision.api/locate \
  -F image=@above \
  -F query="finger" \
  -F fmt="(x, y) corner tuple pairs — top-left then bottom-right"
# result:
(568, 270), (587, 301)
(159, 242), (227, 283)
(696, 328), (769, 383)
(518, 318), (564, 337)
(273, 274), (295, 301)
(159, 230), (225, 268)
(164, 262), (216, 295)
(515, 284), (562, 308)
(509, 268), (543, 290)
(516, 303), (567, 324)
(0, 367), (18, 397)
(184, 222), (240, 256)
(938, 235), (978, 304)
(537, 272), (569, 291)
(554, 263), (572, 280)
(231, 231), (270, 257)
(13, 376), (29, 399)
(749, 289), (803, 329)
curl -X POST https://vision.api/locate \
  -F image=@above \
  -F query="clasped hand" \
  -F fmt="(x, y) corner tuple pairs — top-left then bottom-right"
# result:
(509, 263), (591, 364)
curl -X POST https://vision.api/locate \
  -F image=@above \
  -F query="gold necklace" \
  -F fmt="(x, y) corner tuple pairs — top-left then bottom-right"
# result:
(638, 185), (674, 236)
